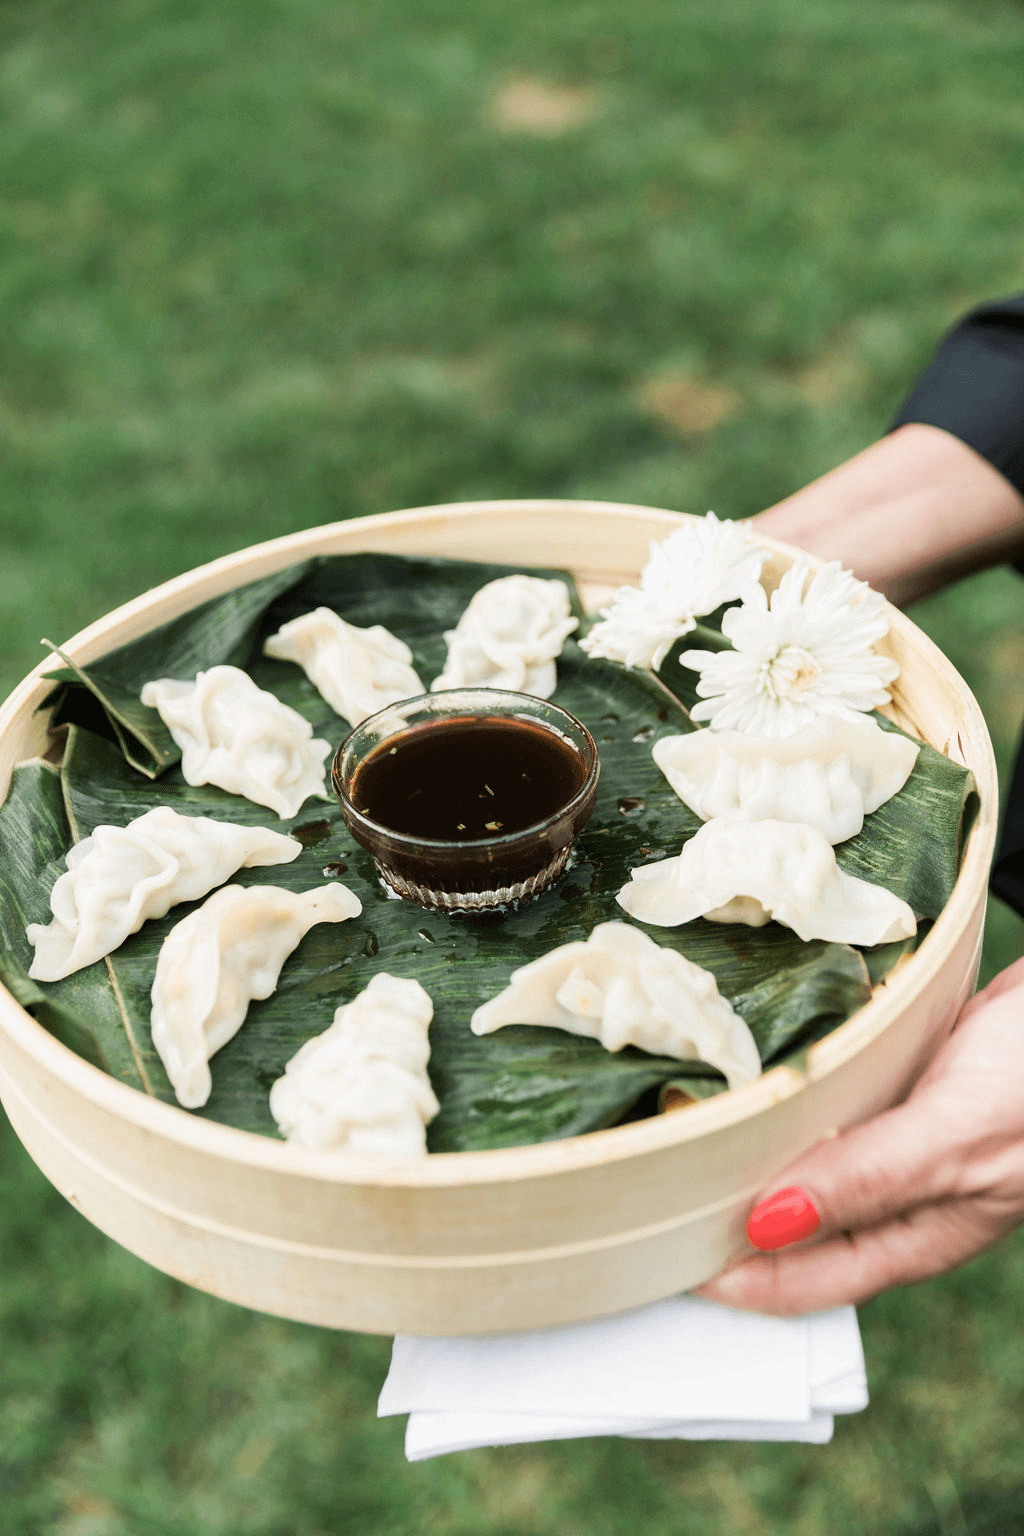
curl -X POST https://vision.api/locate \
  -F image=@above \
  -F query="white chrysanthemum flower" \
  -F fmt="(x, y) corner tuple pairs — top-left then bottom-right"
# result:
(576, 583), (689, 670)
(679, 559), (900, 738)
(579, 512), (766, 671)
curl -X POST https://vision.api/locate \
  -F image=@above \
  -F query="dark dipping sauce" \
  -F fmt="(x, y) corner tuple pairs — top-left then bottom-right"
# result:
(350, 715), (587, 842)
(333, 689), (600, 911)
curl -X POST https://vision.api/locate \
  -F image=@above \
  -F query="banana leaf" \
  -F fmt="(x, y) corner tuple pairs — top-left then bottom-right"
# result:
(0, 553), (974, 1151)
(0, 761), (143, 1081)
(40, 561), (318, 776)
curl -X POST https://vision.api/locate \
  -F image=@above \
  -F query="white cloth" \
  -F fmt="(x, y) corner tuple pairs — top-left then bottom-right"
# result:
(378, 1296), (867, 1461)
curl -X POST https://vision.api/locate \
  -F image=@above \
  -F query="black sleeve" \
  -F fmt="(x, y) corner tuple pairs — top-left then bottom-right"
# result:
(889, 292), (1024, 499)
(893, 293), (1024, 913)
(991, 740), (1024, 916)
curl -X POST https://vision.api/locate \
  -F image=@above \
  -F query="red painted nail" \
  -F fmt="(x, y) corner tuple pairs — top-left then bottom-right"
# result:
(747, 1186), (821, 1251)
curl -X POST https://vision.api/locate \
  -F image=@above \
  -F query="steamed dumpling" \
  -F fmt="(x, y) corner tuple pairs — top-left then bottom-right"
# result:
(616, 818), (917, 947)
(431, 575), (578, 697)
(263, 607), (423, 727)
(140, 665), (332, 819)
(151, 882), (362, 1108)
(269, 973), (438, 1155)
(653, 716), (920, 844)
(470, 920), (761, 1090)
(26, 808), (302, 981)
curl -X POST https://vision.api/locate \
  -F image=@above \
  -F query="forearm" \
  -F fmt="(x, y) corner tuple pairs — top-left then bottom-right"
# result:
(754, 423), (1024, 607)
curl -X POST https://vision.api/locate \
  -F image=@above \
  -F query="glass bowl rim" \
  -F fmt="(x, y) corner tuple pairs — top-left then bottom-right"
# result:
(331, 687), (600, 853)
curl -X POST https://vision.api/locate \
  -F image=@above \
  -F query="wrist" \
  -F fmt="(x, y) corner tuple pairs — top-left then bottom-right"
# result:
(753, 424), (1024, 605)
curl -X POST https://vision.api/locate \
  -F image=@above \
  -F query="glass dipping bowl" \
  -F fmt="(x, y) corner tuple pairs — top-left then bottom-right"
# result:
(332, 689), (600, 913)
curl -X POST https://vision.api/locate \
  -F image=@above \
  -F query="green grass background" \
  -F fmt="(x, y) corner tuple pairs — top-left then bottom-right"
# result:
(3, 0), (1024, 1529)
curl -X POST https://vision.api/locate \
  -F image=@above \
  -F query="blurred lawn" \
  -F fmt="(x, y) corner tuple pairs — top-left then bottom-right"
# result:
(3, 0), (1024, 1530)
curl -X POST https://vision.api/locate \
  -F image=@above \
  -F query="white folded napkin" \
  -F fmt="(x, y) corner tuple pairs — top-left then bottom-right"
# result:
(378, 1297), (867, 1461)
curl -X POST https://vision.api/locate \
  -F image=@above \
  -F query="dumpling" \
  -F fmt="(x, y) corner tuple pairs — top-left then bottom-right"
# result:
(431, 575), (578, 697)
(470, 920), (761, 1090)
(263, 607), (424, 727)
(269, 973), (438, 1155)
(150, 882), (362, 1108)
(140, 665), (332, 819)
(26, 807), (301, 981)
(616, 818), (917, 947)
(653, 716), (920, 844)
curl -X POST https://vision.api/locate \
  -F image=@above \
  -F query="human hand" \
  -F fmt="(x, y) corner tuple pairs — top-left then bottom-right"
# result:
(695, 955), (1024, 1314)
(752, 422), (1024, 606)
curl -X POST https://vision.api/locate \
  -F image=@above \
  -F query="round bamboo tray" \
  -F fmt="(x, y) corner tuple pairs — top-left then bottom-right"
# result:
(0, 501), (998, 1335)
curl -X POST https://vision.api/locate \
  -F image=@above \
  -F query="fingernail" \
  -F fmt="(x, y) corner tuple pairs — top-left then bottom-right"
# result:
(747, 1185), (820, 1251)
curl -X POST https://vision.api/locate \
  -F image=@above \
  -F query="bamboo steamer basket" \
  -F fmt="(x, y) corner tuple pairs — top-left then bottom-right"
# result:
(0, 501), (998, 1335)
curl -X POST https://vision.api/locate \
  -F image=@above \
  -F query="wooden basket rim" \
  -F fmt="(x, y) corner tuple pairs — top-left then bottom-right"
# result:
(0, 498), (999, 1188)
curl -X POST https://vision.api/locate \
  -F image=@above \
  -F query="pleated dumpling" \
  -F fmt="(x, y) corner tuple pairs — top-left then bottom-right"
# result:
(653, 716), (920, 844)
(26, 808), (301, 981)
(150, 882), (362, 1109)
(269, 973), (438, 1155)
(431, 575), (578, 698)
(263, 607), (423, 727)
(616, 818), (917, 947)
(470, 920), (761, 1090)
(140, 665), (331, 819)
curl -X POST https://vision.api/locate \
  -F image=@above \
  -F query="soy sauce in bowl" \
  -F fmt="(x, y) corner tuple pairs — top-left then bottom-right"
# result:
(352, 713), (588, 840)
(333, 690), (599, 913)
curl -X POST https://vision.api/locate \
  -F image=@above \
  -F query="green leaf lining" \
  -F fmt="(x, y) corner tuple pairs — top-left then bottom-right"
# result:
(0, 553), (973, 1151)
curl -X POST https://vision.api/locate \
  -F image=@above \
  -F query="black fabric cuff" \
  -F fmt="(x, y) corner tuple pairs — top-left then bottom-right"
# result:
(889, 293), (1024, 501)
(991, 726), (1024, 919)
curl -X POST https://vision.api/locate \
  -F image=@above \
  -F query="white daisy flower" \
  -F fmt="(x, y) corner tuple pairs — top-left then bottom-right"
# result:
(579, 513), (766, 671)
(679, 558), (900, 737)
